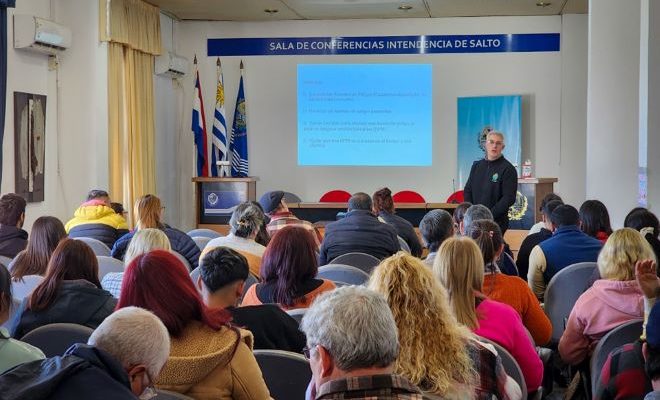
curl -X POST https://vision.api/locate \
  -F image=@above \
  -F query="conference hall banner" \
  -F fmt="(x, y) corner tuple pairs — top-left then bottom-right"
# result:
(208, 34), (560, 57)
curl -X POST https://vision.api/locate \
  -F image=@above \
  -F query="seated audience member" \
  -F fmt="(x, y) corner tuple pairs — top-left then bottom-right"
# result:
(300, 286), (426, 399)
(580, 199), (613, 243)
(197, 247), (305, 352)
(203, 202), (266, 276)
(559, 228), (654, 365)
(469, 219), (552, 346)
(372, 188), (423, 258)
(242, 226), (335, 310)
(109, 202), (128, 218)
(452, 202), (472, 236)
(419, 209), (454, 267)
(460, 204), (493, 236)
(594, 259), (657, 399)
(0, 194), (27, 259)
(516, 199), (563, 281)
(526, 193), (563, 236)
(318, 192), (399, 265)
(0, 307), (170, 400)
(116, 250), (270, 399)
(10, 216), (66, 281)
(461, 204), (518, 276)
(625, 207), (660, 266)
(0, 266), (44, 374)
(368, 252), (522, 400)
(111, 194), (200, 270)
(645, 301), (660, 400)
(435, 237), (543, 393)
(9, 239), (117, 338)
(249, 200), (271, 247)
(65, 189), (129, 248)
(259, 190), (321, 247)
(102, 228), (171, 298)
(528, 204), (603, 300)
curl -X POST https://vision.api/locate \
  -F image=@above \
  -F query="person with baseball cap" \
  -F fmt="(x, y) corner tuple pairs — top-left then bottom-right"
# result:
(259, 190), (321, 247)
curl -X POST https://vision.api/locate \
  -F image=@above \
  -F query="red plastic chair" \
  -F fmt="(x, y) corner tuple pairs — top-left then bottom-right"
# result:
(392, 190), (425, 203)
(446, 190), (464, 204)
(319, 190), (351, 203)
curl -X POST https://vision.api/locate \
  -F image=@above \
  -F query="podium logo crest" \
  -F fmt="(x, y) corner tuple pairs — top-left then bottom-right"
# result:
(207, 192), (219, 206)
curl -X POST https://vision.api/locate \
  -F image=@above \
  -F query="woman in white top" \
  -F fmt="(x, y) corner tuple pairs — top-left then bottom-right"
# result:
(204, 202), (266, 258)
(202, 202), (267, 277)
(0, 265), (44, 373)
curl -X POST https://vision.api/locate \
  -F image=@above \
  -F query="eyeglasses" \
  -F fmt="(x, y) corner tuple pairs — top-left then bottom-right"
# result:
(302, 345), (316, 360)
(487, 140), (504, 147)
(138, 370), (158, 400)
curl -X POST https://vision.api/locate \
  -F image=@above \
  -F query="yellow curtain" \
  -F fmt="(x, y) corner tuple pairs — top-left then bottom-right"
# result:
(102, 0), (160, 227)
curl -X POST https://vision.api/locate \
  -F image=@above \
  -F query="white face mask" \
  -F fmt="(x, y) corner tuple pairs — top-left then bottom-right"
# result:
(139, 387), (158, 400)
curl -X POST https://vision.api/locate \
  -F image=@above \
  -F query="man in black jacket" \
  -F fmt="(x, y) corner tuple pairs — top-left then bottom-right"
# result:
(0, 307), (170, 400)
(196, 246), (306, 353)
(0, 193), (27, 260)
(464, 131), (518, 234)
(318, 192), (400, 265)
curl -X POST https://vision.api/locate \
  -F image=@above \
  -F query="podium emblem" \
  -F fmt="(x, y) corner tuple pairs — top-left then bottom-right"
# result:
(207, 192), (219, 206)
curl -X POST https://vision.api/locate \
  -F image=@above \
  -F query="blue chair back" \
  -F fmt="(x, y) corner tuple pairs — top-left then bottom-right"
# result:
(317, 264), (370, 285)
(397, 236), (411, 253)
(253, 350), (312, 400)
(590, 319), (643, 389)
(12, 275), (44, 301)
(186, 229), (221, 239)
(544, 262), (597, 343)
(96, 256), (124, 280)
(73, 237), (111, 257)
(329, 252), (380, 274)
(479, 337), (527, 395)
(20, 323), (94, 357)
(192, 236), (211, 250)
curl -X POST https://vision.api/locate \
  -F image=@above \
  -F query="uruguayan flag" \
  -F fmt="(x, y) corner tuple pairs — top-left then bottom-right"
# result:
(230, 64), (248, 177)
(211, 58), (229, 177)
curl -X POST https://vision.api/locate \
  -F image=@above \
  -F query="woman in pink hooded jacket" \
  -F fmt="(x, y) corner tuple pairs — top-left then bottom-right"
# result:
(559, 228), (656, 365)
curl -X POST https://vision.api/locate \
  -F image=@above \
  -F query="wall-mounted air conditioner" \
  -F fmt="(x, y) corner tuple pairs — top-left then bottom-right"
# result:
(13, 14), (72, 55)
(155, 52), (190, 78)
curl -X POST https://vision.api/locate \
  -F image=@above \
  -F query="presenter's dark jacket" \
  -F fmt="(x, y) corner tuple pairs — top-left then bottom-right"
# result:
(111, 225), (201, 270)
(228, 304), (305, 353)
(464, 156), (518, 232)
(0, 344), (138, 400)
(377, 211), (423, 258)
(0, 225), (28, 259)
(318, 210), (400, 265)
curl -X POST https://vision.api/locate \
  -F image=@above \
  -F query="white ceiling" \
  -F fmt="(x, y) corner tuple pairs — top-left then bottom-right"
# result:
(145, 0), (588, 21)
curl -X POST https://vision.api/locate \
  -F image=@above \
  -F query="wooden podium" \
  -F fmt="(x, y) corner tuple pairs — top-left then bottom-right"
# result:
(192, 177), (257, 230)
(509, 177), (558, 230)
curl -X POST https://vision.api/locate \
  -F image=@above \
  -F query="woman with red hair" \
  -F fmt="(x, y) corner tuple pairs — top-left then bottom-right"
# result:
(241, 226), (335, 310)
(116, 250), (270, 400)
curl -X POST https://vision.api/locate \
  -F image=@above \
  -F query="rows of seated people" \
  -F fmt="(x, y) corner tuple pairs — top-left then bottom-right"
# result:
(0, 187), (658, 399)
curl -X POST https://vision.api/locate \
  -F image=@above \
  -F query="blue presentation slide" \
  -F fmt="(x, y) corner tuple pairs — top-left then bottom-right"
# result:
(297, 64), (432, 166)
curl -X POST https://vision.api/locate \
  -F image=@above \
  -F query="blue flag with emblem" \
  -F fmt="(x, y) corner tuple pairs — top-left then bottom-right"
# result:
(230, 61), (248, 177)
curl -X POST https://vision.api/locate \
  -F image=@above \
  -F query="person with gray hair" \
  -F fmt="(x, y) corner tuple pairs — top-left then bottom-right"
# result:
(0, 307), (171, 399)
(460, 204), (494, 235)
(204, 201), (267, 260)
(300, 286), (425, 399)
(318, 192), (399, 265)
(419, 209), (454, 267)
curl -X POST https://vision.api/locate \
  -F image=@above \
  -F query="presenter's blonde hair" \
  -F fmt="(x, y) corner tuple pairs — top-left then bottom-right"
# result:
(368, 252), (476, 398)
(433, 237), (484, 330)
(598, 228), (656, 281)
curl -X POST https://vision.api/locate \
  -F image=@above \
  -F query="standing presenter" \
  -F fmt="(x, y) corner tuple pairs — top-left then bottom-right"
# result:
(464, 130), (518, 234)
